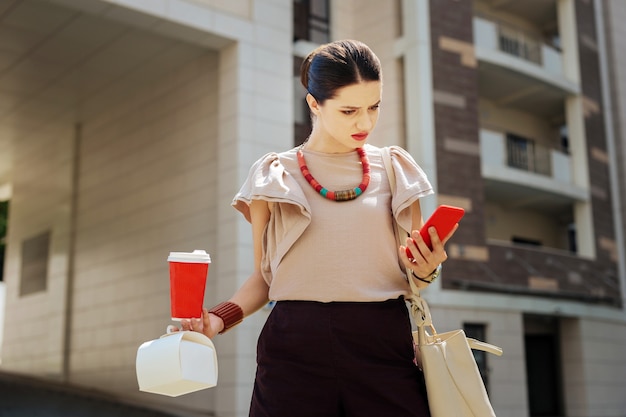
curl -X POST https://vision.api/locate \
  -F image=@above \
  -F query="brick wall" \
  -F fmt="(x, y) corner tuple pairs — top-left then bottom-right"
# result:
(428, 0), (488, 287)
(429, 0), (621, 306)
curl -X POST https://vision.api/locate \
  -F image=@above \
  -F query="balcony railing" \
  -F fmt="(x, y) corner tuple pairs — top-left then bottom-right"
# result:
(474, 16), (563, 76)
(506, 134), (552, 176)
(481, 129), (572, 184)
(498, 25), (541, 65)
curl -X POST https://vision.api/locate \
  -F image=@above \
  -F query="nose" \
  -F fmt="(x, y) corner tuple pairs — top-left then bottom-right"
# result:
(356, 111), (374, 131)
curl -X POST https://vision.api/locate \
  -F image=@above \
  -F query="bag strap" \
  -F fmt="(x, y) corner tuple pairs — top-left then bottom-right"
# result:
(468, 338), (504, 356)
(381, 146), (411, 266)
(381, 147), (430, 326)
(381, 146), (405, 248)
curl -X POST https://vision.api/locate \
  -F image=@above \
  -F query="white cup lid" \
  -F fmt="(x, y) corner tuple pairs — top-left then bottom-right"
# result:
(167, 249), (211, 263)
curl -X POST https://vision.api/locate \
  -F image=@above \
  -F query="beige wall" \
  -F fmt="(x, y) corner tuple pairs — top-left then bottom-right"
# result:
(562, 317), (626, 416)
(71, 51), (220, 390)
(605, 0), (626, 299)
(188, 0), (252, 20)
(2, 48), (220, 395)
(479, 98), (561, 148)
(473, 0), (547, 38)
(1, 0), (294, 414)
(2, 104), (82, 376)
(485, 202), (569, 250)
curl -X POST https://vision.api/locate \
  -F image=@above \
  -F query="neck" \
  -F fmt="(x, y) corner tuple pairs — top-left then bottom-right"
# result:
(304, 133), (357, 154)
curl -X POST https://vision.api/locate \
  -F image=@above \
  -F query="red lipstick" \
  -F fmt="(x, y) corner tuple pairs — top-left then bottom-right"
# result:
(352, 133), (368, 141)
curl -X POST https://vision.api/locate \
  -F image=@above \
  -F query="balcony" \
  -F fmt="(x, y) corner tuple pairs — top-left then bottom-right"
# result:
(480, 129), (588, 213)
(475, 16), (563, 75)
(473, 16), (579, 119)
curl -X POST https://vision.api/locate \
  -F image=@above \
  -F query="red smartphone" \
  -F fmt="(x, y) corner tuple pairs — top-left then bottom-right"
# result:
(405, 205), (465, 258)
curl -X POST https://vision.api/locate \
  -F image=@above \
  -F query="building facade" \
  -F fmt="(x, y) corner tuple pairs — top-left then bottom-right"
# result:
(0, 0), (624, 416)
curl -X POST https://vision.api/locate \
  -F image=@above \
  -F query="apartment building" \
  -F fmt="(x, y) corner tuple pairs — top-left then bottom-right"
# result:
(0, 0), (624, 416)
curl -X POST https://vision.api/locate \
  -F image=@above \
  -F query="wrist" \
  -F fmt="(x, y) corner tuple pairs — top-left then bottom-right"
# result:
(208, 301), (244, 334)
(410, 264), (442, 284)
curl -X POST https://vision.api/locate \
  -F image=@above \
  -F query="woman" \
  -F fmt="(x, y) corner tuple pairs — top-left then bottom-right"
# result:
(179, 40), (455, 416)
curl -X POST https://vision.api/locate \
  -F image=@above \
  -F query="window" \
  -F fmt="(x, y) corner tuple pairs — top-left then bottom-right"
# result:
(506, 133), (534, 171)
(512, 236), (542, 247)
(0, 200), (7, 282)
(567, 223), (577, 253)
(293, 0), (330, 43)
(464, 323), (489, 391)
(19, 230), (50, 296)
(293, 56), (312, 146)
(524, 315), (563, 416)
(292, 0), (330, 146)
(559, 124), (569, 154)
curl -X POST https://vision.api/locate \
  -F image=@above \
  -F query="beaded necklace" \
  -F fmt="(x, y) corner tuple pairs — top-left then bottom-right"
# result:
(297, 146), (370, 201)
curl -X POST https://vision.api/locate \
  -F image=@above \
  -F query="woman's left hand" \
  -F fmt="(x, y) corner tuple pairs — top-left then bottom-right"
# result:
(399, 224), (458, 286)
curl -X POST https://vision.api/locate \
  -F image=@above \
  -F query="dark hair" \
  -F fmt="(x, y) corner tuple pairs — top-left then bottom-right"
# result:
(300, 40), (382, 104)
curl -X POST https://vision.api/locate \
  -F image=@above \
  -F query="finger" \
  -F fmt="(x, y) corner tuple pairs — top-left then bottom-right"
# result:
(428, 226), (443, 249)
(425, 227), (450, 266)
(202, 308), (210, 326)
(398, 245), (413, 265)
(202, 309), (214, 336)
(190, 317), (203, 332)
(404, 236), (418, 260)
(399, 245), (429, 277)
(440, 223), (459, 245)
(411, 229), (434, 258)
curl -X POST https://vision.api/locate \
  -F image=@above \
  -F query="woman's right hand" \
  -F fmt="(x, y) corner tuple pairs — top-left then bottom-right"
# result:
(175, 308), (224, 339)
(169, 199), (272, 339)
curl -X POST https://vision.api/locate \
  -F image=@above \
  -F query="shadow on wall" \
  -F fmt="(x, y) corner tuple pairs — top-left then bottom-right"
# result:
(0, 371), (193, 417)
(0, 282), (4, 364)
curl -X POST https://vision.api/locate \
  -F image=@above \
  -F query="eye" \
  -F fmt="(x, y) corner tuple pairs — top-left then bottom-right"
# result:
(341, 110), (356, 115)
(369, 104), (380, 111)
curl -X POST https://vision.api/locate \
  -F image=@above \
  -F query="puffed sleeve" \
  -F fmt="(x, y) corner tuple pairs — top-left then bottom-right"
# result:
(232, 152), (310, 223)
(388, 145), (434, 232)
(231, 152), (312, 284)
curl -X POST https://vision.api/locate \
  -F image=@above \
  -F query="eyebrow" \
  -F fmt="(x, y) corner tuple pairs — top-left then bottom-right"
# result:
(340, 100), (381, 109)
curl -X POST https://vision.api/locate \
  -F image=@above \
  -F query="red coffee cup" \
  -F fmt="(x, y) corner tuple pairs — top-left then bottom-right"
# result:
(168, 250), (211, 320)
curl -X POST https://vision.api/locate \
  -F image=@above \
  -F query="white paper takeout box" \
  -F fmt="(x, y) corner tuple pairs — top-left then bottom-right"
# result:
(136, 331), (218, 397)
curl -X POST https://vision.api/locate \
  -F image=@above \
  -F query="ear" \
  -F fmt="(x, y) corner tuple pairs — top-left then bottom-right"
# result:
(306, 93), (321, 116)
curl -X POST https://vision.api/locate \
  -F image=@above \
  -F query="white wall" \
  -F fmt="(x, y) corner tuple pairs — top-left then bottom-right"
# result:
(332, 0), (405, 149)
(562, 317), (626, 416)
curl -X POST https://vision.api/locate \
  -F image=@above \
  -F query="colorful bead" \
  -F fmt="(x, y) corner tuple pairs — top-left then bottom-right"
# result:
(297, 147), (371, 202)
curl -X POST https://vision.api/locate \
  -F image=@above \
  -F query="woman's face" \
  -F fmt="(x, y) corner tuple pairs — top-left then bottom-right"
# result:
(307, 81), (382, 153)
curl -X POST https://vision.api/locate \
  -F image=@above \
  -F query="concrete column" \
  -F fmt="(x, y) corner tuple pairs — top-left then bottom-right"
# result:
(214, 3), (293, 414)
(399, 0), (437, 217)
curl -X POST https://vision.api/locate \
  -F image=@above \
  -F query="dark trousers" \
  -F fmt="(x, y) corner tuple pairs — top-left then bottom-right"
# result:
(249, 297), (431, 417)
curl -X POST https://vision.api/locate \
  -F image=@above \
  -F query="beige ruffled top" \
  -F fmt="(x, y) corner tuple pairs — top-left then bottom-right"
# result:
(232, 144), (433, 302)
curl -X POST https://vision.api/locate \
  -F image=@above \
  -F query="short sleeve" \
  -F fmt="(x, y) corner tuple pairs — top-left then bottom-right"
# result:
(232, 152), (310, 223)
(231, 151), (312, 285)
(388, 145), (434, 232)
